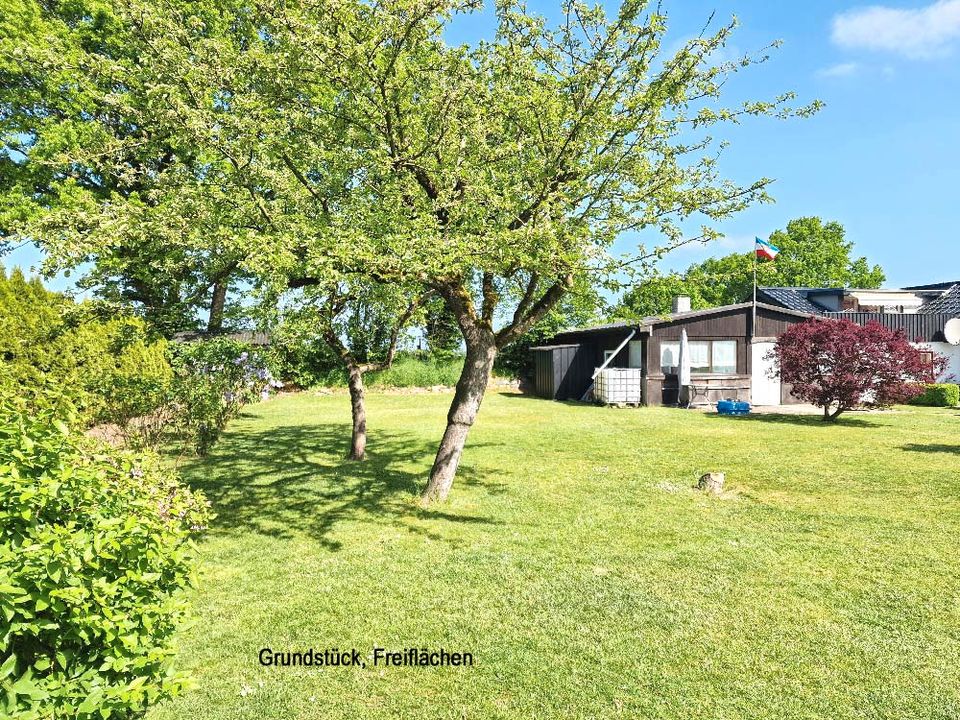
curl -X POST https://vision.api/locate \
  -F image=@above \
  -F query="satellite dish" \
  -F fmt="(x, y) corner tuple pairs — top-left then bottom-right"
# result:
(945, 318), (960, 346)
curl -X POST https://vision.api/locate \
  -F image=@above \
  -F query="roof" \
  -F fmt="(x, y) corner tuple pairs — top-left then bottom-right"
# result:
(555, 301), (814, 337)
(553, 320), (638, 337)
(756, 287), (830, 314)
(917, 285), (960, 315)
(903, 281), (960, 291)
(530, 344), (581, 351)
(643, 301), (814, 325)
(172, 330), (271, 345)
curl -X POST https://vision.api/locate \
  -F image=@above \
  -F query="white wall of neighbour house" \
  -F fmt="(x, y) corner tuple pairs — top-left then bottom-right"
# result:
(849, 290), (927, 314)
(913, 342), (960, 383)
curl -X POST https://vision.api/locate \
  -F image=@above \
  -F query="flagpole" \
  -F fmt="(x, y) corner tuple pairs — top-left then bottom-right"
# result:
(752, 241), (757, 342)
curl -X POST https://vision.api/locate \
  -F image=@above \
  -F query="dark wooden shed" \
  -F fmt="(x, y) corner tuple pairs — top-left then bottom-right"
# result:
(531, 344), (596, 400)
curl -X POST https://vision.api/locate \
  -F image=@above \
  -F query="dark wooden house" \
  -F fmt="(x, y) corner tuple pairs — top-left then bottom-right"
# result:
(532, 302), (815, 406)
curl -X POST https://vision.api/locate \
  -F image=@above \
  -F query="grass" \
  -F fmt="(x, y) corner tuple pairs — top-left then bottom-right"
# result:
(291, 355), (468, 390)
(365, 356), (465, 388)
(150, 392), (960, 719)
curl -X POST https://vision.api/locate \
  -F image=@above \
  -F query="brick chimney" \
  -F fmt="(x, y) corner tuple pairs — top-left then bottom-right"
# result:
(672, 296), (692, 313)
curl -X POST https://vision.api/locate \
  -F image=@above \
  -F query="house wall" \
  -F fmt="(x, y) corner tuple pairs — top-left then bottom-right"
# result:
(847, 290), (927, 314)
(914, 342), (960, 383)
(533, 345), (598, 401)
(542, 306), (812, 406)
(645, 306), (809, 406)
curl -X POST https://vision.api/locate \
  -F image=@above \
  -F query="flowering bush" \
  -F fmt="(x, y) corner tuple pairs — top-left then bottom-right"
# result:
(169, 339), (282, 455)
(0, 401), (210, 718)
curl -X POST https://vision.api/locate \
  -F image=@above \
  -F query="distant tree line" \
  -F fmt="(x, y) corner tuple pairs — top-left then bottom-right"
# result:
(616, 217), (886, 319)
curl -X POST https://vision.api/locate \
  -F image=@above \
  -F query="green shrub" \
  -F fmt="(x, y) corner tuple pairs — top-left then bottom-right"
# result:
(0, 268), (172, 427)
(265, 320), (341, 389)
(0, 402), (209, 719)
(909, 383), (960, 407)
(72, 316), (174, 428)
(169, 339), (279, 455)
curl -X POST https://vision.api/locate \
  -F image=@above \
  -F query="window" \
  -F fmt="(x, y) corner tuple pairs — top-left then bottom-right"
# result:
(712, 341), (737, 374)
(688, 342), (710, 373)
(660, 342), (679, 374)
(628, 340), (643, 369)
(603, 350), (617, 366)
(660, 339), (738, 375)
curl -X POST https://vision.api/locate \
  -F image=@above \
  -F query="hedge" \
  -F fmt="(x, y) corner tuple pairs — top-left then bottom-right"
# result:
(910, 383), (960, 407)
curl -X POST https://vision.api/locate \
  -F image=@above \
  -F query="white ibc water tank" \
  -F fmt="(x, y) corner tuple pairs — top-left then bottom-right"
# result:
(594, 368), (644, 404)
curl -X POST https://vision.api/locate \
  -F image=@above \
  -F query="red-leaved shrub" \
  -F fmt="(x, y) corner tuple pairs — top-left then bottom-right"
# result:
(769, 319), (945, 420)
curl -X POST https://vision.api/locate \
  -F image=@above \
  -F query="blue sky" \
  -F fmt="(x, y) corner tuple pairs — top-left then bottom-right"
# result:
(7, 0), (960, 291)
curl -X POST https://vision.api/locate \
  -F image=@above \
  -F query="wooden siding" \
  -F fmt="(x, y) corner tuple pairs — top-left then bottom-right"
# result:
(532, 345), (596, 401)
(541, 304), (812, 406)
(823, 312), (957, 342)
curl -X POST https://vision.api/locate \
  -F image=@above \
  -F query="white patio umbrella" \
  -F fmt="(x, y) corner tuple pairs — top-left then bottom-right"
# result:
(678, 328), (692, 406)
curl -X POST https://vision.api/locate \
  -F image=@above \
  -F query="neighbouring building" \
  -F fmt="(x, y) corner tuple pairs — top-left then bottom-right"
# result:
(532, 283), (960, 407)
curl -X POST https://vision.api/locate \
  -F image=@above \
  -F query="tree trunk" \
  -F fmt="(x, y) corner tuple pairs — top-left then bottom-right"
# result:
(207, 280), (228, 332)
(347, 364), (367, 460)
(421, 331), (497, 503)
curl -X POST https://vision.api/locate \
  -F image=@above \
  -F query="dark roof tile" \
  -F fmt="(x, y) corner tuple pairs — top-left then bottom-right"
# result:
(756, 288), (828, 315)
(918, 285), (960, 315)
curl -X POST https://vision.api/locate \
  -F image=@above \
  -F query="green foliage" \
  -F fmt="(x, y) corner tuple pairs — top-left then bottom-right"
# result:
(0, 0), (244, 335)
(0, 401), (209, 719)
(618, 217), (886, 318)
(302, 354), (464, 389)
(767, 217), (886, 289)
(0, 266), (172, 426)
(59, 313), (173, 425)
(422, 298), (461, 361)
(495, 287), (605, 380)
(6, 0), (818, 494)
(168, 339), (278, 455)
(5, 0), (818, 361)
(367, 355), (464, 388)
(910, 384), (960, 407)
(265, 313), (341, 389)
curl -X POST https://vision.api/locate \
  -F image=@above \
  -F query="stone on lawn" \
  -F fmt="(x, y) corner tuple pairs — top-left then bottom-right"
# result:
(698, 472), (725, 494)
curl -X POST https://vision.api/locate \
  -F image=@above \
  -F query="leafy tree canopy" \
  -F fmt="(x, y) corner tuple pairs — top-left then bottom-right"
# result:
(0, 0), (246, 335)
(618, 217), (886, 319)
(3, 0), (819, 500)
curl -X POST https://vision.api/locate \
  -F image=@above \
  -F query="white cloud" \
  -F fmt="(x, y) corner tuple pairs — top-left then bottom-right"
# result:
(832, 0), (960, 59)
(817, 61), (862, 77)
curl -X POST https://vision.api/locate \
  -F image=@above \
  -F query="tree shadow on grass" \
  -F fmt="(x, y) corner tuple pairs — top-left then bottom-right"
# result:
(901, 443), (960, 455)
(178, 423), (503, 550)
(703, 412), (880, 429)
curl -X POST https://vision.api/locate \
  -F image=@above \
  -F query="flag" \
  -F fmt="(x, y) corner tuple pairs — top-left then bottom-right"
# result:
(755, 237), (780, 261)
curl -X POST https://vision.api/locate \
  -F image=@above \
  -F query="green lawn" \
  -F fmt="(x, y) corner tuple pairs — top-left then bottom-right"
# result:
(149, 391), (960, 719)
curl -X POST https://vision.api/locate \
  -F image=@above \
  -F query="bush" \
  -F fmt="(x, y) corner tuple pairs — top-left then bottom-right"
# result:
(169, 339), (280, 455)
(0, 402), (209, 718)
(265, 322), (341, 389)
(73, 316), (174, 429)
(909, 383), (960, 407)
(0, 268), (172, 427)
(772, 319), (946, 420)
